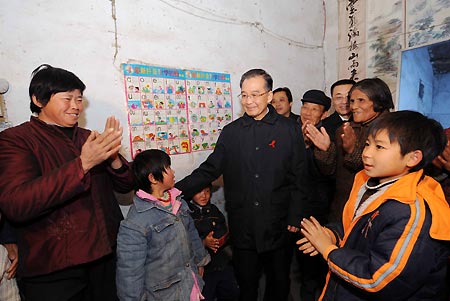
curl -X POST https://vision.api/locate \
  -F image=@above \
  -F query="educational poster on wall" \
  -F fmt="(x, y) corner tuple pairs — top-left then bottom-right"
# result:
(122, 64), (232, 158)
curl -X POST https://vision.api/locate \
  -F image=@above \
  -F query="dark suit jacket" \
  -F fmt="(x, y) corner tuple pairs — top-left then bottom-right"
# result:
(321, 111), (345, 142)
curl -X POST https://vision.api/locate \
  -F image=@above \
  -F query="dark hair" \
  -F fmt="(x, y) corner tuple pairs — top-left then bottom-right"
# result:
(367, 110), (446, 172)
(273, 87), (293, 103)
(349, 78), (394, 112)
(330, 79), (356, 95)
(132, 149), (171, 193)
(196, 183), (213, 194)
(239, 69), (273, 91)
(29, 64), (86, 113)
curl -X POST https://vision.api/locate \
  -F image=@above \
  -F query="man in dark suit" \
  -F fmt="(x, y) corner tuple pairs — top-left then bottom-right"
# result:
(322, 79), (355, 141)
(176, 69), (309, 301)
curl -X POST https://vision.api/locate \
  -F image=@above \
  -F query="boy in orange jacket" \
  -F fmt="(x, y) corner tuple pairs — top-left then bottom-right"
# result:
(298, 110), (450, 300)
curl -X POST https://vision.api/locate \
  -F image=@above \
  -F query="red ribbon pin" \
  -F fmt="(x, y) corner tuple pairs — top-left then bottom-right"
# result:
(268, 140), (276, 148)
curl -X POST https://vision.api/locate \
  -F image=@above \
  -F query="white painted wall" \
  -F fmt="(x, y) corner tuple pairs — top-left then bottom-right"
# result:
(0, 0), (338, 181)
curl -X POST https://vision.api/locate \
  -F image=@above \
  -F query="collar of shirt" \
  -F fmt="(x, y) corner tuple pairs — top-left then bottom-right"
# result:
(353, 177), (399, 219)
(339, 115), (349, 122)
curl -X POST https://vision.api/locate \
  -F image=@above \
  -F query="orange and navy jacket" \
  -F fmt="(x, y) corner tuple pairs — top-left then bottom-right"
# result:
(320, 169), (450, 301)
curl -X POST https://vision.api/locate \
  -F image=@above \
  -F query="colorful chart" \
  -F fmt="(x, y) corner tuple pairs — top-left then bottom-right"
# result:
(123, 64), (233, 158)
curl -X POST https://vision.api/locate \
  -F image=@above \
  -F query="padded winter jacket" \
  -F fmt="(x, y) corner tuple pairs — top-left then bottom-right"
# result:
(321, 170), (450, 300)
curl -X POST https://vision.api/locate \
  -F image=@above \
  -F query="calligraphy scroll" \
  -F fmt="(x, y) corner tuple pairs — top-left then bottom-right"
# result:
(338, 0), (367, 81)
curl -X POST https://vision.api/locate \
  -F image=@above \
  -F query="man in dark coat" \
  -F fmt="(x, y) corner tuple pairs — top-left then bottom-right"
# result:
(271, 87), (299, 122)
(321, 79), (355, 142)
(176, 69), (309, 301)
(299, 89), (332, 227)
(296, 90), (332, 301)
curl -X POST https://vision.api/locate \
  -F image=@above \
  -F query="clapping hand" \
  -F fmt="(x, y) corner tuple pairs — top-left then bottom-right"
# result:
(299, 217), (334, 256)
(304, 123), (331, 151)
(297, 236), (319, 256)
(103, 116), (124, 169)
(341, 122), (356, 154)
(80, 116), (123, 173)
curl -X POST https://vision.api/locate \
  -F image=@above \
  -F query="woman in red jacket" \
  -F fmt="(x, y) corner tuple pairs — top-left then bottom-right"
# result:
(0, 64), (134, 301)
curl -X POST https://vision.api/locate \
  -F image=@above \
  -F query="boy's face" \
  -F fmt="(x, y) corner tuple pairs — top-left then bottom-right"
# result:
(271, 91), (292, 117)
(192, 187), (211, 207)
(161, 166), (175, 190)
(362, 129), (412, 183)
(33, 90), (83, 127)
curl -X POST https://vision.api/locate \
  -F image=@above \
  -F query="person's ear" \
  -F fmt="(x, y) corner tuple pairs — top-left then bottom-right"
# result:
(406, 150), (423, 169)
(267, 91), (273, 104)
(148, 173), (158, 184)
(31, 95), (43, 108)
(321, 111), (329, 120)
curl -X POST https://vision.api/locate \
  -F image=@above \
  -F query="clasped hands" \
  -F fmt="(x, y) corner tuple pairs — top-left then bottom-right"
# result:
(80, 116), (124, 173)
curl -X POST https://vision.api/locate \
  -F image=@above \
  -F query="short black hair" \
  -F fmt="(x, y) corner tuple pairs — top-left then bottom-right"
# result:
(273, 87), (293, 103)
(349, 78), (394, 112)
(195, 183), (213, 194)
(132, 149), (171, 194)
(29, 64), (86, 113)
(330, 79), (356, 95)
(239, 69), (273, 91)
(367, 110), (446, 172)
